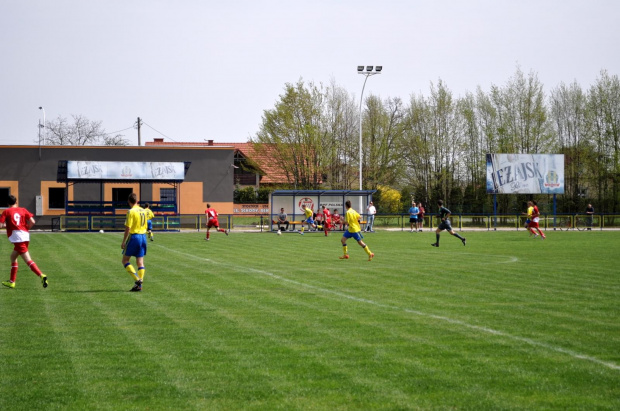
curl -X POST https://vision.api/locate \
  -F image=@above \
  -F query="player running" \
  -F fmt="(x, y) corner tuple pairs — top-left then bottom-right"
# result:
(431, 200), (466, 247)
(300, 205), (316, 235)
(522, 201), (534, 236)
(321, 205), (332, 236)
(205, 203), (229, 241)
(528, 200), (546, 239)
(0, 195), (48, 289)
(144, 202), (154, 241)
(122, 193), (148, 292)
(340, 200), (374, 261)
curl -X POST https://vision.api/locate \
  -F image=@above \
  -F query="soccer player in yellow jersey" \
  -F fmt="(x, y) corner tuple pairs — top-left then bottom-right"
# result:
(300, 205), (316, 234)
(121, 193), (148, 292)
(144, 202), (154, 241)
(522, 202), (534, 236)
(340, 200), (374, 261)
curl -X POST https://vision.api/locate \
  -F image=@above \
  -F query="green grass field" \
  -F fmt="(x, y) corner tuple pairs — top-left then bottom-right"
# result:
(1, 229), (618, 410)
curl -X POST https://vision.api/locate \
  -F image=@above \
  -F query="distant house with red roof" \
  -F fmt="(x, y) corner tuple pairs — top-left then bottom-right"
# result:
(146, 138), (288, 187)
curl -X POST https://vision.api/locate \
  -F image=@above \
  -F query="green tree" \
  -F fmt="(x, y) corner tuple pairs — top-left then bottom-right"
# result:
(252, 79), (327, 189)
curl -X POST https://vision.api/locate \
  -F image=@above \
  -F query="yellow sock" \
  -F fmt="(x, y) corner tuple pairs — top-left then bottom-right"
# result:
(125, 263), (139, 281)
(138, 267), (145, 281)
(343, 245), (348, 255)
(363, 246), (372, 256)
(301, 227), (305, 233)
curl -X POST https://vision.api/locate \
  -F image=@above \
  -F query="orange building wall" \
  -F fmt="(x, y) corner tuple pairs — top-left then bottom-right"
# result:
(40, 181), (74, 215)
(0, 180), (19, 201)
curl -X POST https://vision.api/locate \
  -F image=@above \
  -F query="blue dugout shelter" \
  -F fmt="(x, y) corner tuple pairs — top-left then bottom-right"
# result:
(270, 189), (376, 231)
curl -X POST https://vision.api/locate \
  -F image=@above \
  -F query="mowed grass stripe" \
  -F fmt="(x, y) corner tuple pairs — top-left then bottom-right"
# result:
(1, 230), (618, 409)
(157, 236), (620, 372)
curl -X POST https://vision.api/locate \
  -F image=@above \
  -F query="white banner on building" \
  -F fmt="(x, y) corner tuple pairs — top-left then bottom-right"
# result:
(486, 154), (564, 194)
(67, 161), (185, 180)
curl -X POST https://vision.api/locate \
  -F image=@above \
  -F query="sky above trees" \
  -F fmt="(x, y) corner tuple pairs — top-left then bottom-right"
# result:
(1, 1), (619, 146)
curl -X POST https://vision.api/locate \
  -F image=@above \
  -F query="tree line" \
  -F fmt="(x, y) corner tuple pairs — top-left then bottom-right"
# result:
(251, 68), (620, 215)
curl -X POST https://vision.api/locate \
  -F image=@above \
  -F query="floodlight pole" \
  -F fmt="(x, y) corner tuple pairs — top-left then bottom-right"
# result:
(357, 66), (381, 212)
(38, 107), (45, 159)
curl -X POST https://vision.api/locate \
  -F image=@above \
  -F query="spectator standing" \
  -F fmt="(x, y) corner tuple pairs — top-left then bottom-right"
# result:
(585, 204), (594, 230)
(417, 202), (425, 232)
(365, 201), (377, 232)
(408, 202), (419, 233)
(0, 195), (48, 289)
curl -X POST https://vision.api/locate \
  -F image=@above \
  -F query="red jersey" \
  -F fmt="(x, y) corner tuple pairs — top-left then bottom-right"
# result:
(322, 208), (331, 223)
(205, 208), (219, 221)
(0, 207), (33, 243)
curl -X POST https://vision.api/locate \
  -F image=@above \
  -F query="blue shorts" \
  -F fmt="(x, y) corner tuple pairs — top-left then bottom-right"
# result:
(343, 230), (363, 242)
(147, 220), (152, 231)
(305, 217), (315, 225)
(124, 234), (147, 257)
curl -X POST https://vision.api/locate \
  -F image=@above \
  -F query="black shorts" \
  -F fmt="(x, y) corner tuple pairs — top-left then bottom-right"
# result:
(438, 220), (452, 231)
(409, 217), (417, 223)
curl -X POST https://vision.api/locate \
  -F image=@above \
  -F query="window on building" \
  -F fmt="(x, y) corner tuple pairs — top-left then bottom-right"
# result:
(112, 188), (133, 203)
(160, 188), (176, 202)
(48, 187), (66, 209)
(0, 188), (10, 208)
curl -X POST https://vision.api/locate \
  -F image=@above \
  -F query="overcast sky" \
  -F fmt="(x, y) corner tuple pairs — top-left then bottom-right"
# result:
(1, 0), (618, 146)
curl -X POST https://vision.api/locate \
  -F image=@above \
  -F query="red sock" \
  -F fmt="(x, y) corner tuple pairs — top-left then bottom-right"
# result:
(27, 261), (43, 276)
(10, 263), (18, 283)
(207, 232), (210, 239)
(537, 229), (545, 237)
(219, 228), (225, 233)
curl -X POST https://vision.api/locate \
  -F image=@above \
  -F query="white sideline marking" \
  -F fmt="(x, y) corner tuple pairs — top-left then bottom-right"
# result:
(163, 246), (619, 372)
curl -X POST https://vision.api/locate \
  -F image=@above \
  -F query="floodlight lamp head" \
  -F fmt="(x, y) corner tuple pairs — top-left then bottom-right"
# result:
(375, 66), (382, 72)
(357, 66), (364, 72)
(39, 106), (43, 110)
(366, 66), (373, 72)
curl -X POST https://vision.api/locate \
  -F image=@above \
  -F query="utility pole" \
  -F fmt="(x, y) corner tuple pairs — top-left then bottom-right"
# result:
(136, 117), (142, 146)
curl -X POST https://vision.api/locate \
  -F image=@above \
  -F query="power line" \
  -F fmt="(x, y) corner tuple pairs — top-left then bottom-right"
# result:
(142, 121), (180, 142)
(104, 126), (134, 136)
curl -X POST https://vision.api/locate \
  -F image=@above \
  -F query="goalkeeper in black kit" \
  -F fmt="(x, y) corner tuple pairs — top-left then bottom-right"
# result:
(431, 200), (466, 247)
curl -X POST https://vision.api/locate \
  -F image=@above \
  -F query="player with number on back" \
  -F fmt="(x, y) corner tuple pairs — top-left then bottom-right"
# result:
(121, 193), (148, 292)
(204, 203), (229, 241)
(0, 194), (48, 289)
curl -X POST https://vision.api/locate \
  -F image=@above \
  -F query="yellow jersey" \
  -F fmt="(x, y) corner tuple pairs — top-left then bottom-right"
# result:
(345, 208), (361, 233)
(145, 208), (154, 221)
(304, 207), (313, 219)
(125, 205), (147, 234)
(527, 206), (534, 218)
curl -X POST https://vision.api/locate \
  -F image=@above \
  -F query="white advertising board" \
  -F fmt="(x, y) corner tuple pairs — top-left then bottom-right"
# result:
(67, 161), (185, 180)
(486, 154), (564, 194)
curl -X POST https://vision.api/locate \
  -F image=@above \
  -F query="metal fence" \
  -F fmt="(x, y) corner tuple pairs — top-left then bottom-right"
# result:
(53, 213), (618, 232)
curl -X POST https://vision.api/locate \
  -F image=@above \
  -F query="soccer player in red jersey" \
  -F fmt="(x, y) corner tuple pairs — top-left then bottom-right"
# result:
(528, 200), (546, 239)
(0, 195), (48, 289)
(204, 203), (229, 241)
(321, 205), (332, 236)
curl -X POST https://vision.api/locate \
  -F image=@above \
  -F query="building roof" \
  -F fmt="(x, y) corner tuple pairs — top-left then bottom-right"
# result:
(145, 139), (287, 184)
